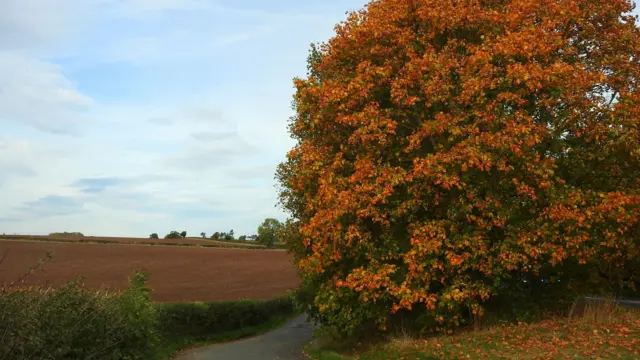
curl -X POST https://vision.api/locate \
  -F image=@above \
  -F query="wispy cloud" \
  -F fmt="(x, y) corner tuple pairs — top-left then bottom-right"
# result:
(71, 177), (125, 194)
(0, 52), (94, 134)
(16, 195), (85, 218)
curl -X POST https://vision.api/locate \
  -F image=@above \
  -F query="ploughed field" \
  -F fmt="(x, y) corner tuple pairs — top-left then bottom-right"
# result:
(0, 240), (299, 302)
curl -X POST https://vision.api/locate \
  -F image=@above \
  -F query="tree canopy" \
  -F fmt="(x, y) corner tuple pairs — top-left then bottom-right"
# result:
(277, 0), (640, 336)
(257, 218), (283, 248)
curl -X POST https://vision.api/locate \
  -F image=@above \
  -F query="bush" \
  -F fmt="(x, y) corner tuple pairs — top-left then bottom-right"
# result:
(0, 271), (159, 360)
(164, 231), (182, 239)
(277, 0), (640, 337)
(156, 296), (294, 341)
(149, 233), (159, 239)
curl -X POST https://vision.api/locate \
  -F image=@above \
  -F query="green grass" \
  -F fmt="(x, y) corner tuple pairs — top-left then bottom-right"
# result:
(156, 313), (297, 359)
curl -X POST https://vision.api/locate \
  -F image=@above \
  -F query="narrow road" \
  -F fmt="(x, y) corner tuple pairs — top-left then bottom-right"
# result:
(176, 315), (314, 360)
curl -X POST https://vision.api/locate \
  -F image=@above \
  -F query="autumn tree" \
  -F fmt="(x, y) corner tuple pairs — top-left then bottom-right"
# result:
(277, 0), (640, 336)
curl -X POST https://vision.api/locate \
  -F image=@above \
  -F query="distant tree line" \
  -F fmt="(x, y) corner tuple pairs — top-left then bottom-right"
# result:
(147, 218), (286, 248)
(148, 231), (187, 240)
(49, 232), (84, 237)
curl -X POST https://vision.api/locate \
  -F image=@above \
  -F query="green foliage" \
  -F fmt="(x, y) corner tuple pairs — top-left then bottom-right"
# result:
(0, 270), (159, 360)
(211, 232), (221, 240)
(49, 232), (84, 237)
(277, 219), (303, 260)
(164, 231), (182, 239)
(156, 296), (294, 341)
(238, 235), (247, 241)
(200, 232), (206, 238)
(180, 231), (187, 238)
(257, 218), (283, 249)
(149, 233), (159, 239)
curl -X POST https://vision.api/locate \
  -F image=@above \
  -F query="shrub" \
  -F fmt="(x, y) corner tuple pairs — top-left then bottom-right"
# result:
(0, 270), (159, 360)
(155, 296), (294, 341)
(277, 0), (640, 337)
(149, 233), (159, 239)
(180, 231), (187, 238)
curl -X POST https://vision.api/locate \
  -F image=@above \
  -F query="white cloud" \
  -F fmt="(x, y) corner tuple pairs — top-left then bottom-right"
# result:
(0, 0), (88, 51)
(0, 52), (94, 134)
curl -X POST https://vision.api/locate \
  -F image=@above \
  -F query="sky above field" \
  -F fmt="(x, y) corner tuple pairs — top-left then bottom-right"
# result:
(1, 1), (639, 238)
(0, 0), (368, 237)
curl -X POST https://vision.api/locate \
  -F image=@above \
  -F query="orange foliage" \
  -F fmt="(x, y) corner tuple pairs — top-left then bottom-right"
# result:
(278, 0), (640, 335)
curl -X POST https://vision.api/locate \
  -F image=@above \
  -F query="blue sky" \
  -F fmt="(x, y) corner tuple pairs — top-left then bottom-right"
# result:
(1, 1), (638, 238)
(0, 0), (367, 237)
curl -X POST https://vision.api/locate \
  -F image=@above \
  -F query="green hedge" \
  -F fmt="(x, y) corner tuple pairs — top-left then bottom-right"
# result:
(0, 271), (295, 360)
(0, 272), (159, 360)
(156, 296), (293, 340)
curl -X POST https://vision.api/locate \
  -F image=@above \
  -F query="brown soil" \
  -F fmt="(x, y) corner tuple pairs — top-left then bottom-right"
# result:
(0, 240), (299, 302)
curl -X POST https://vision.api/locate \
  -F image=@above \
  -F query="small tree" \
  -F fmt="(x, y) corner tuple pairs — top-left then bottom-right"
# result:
(149, 233), (159, 239)
(200, 232), (206, 239)
(164, 231), (182, 240)
(238, 235), (247, 241)
(211, 232), (221, 240)
(180, 231), (187, 238)
(257, 218), (282, 249)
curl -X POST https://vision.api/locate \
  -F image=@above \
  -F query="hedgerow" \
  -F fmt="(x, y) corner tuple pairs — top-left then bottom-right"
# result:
(0, 270), (295, 360)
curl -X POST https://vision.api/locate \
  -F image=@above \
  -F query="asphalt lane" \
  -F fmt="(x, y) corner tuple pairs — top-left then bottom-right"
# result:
(175, 315), (314, 360)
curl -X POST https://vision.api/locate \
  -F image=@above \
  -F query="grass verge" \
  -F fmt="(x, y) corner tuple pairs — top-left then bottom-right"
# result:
(305, 303), (639, 360)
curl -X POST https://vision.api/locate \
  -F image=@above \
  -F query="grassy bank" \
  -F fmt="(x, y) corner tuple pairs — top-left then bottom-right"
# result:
(306, 303), (640, 360)
(0, 269), (296, 360)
